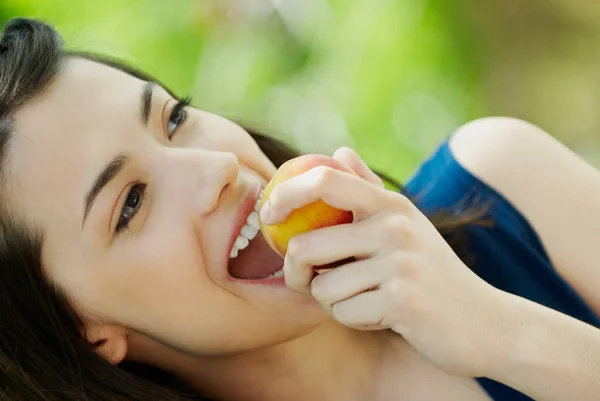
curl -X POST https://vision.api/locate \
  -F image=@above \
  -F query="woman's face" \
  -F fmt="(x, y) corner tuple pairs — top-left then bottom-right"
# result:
(7, 58), (325, 358)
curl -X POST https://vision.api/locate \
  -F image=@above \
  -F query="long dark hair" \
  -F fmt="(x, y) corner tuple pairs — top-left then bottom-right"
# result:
(0, 18), (482, 401)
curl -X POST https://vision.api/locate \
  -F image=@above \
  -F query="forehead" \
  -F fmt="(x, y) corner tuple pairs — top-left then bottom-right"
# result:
(7, 58), (145, 240)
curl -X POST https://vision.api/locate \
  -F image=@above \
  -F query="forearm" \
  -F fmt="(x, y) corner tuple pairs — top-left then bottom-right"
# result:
(484, 291), (600, 401)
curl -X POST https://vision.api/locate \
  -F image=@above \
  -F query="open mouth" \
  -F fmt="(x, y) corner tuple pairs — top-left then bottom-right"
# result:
(227, 192), (284, 281)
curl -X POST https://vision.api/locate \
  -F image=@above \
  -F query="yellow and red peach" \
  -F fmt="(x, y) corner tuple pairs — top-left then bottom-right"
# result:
(259, 154), (355, 256)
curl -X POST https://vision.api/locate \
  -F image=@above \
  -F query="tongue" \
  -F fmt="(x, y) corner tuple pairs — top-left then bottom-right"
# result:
(228, 232), (284, 280)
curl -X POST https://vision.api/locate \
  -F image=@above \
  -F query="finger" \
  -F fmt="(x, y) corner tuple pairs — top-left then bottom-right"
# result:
(333, 147), (385, 188)
(260, 165), (404, 225)
(310, 256), (388, 307)
(283, 215), (394, 293)
(331, 289), (388, 329)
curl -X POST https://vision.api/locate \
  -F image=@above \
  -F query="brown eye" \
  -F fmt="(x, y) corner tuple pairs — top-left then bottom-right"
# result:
(116, 182), (146, 233)
(167, 97), (191, 139)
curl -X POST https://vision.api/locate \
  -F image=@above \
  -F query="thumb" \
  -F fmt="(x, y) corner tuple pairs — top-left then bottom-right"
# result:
(333, 147), (385, 188)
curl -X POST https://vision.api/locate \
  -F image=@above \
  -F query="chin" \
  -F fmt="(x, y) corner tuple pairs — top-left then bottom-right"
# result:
(273, 297), (329, 332)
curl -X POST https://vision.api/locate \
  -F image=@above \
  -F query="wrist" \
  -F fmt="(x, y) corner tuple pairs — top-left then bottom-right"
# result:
(476, 289), (600, 400)
(476, 288), (524, 379)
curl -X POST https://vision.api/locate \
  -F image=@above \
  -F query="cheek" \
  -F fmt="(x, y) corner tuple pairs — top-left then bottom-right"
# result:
(106, 224), (206, 314)
(65, 220), (327, 356)
(51, 197), (202, 318)
(67, 219), (237, 349)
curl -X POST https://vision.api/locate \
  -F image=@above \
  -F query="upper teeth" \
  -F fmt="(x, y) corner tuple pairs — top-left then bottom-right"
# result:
(230, 192), (262, 259)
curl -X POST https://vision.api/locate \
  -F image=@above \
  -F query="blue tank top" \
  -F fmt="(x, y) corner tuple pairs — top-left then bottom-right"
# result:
(403, 137), (600, 400)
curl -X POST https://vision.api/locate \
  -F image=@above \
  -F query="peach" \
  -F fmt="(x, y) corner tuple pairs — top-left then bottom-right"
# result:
(259, 154), (355, 256)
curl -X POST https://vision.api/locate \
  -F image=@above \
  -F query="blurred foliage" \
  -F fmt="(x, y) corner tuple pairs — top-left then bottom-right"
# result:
(1, 0), (599, 181)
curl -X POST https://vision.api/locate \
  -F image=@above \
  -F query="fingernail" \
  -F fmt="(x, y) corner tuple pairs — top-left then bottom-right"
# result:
(260, 201), (272, 224)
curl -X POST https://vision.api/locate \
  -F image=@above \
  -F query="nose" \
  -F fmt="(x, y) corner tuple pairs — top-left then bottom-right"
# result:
(200, 151), (239, 215)
(157, 148), (239, 216)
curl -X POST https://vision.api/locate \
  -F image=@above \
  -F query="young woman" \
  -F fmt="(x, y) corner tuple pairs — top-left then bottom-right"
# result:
(1, 18), (599, 401)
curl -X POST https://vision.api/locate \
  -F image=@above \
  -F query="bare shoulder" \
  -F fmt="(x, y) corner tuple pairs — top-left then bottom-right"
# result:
(449, 117), (600, 315)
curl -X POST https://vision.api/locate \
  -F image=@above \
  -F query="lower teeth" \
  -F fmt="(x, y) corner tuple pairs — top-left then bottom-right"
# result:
(264, 269), (284, 280)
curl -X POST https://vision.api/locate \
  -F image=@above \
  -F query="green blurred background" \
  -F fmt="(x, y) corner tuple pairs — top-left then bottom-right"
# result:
(2, 0), (599, 181)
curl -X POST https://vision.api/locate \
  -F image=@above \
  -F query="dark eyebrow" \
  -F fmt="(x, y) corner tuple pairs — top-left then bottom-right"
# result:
(141, 81), (155, 127)
(82, 153), (130, 227)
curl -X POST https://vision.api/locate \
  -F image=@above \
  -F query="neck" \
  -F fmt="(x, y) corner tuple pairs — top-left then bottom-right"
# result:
(155, 321), (403, 401)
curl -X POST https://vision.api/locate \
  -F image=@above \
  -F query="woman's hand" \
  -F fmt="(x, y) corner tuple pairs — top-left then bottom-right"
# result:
(259, 147), (510, 377)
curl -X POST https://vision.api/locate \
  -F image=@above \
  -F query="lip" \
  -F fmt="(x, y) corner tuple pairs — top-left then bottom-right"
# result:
(231, 274), (286, 286)
(224, 185), (286, 286)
